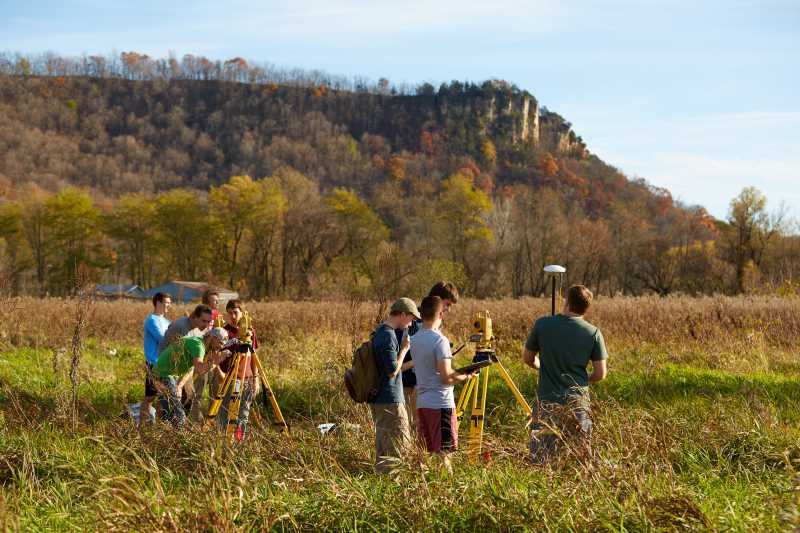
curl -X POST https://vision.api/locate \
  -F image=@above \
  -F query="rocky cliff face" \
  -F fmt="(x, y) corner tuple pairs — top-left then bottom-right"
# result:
(433, 81), (585, 156)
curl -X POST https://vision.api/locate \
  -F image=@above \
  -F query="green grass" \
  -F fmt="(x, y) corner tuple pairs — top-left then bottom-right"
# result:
(0, 336), (798, 532)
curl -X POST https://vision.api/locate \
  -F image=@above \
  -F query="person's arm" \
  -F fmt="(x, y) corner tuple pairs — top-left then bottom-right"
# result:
(588, 329), (609, 383)
(176, 368), (193, 398)
(522, 321), (540, 369)
(400, 360), (414, 372)
(589, 359), (607, 382)
(192, 357), (210, 376)
(522, 348), (539, 369)
(436, 357), (473, 384)
(388, 333), (410, 379)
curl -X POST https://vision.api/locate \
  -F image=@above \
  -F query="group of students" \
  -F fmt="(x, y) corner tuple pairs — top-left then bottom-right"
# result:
(137, 281), (609, 470)
(368, 281), (609, 472)
(140, 289), (260, 439)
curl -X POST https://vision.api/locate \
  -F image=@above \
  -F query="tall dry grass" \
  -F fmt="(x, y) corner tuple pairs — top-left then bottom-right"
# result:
(3, 294), (798, 372)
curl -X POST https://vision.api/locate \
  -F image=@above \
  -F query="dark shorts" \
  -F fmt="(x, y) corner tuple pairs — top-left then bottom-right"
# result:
(144, 363), (159, 397)
(417, 407), (458, 453)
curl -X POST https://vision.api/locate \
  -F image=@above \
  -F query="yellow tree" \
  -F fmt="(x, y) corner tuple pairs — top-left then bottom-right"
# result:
(241, 177), (287, 297)
(43, 189), (103, 293)
(104, 193), (159, 287)
(726, 187), (780, 293)
(209, 175), (264, 288)
(438, 173), (493, 266)
(327, 188), (390, 295)
(0, 202), (32, 294)
(155, 189), (208, 280)
(481, 139), (497, 165)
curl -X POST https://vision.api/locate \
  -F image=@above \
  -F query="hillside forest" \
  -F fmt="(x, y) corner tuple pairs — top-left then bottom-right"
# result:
(0, 52), (797, 299)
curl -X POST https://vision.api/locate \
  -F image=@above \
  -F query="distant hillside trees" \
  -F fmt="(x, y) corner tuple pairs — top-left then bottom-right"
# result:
(0, 54), (797, 297)
(0, 175), (795, 298)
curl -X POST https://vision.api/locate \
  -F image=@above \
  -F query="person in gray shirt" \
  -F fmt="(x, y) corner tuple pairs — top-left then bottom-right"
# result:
(412, 296), (476, 461)
(157, 304), (214, 353)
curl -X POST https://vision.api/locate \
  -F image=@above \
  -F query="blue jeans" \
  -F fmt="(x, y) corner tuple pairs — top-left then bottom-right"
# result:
(159, 376), (187, 428)
(530, 402), (593, 464)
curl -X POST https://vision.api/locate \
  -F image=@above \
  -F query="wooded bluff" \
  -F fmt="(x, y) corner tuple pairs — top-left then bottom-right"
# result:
(0, 53), (796, 298)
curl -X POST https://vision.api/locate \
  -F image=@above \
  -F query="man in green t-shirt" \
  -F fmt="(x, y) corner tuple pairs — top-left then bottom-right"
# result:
(522, 284), (608, 462)
(155, 327), (228, 428)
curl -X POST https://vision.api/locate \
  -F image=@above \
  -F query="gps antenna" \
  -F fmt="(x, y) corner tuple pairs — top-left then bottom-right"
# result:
(543, 265), (566, 316)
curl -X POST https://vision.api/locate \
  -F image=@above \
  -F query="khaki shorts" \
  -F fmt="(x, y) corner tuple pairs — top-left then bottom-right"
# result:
(370, 402), (411, 474)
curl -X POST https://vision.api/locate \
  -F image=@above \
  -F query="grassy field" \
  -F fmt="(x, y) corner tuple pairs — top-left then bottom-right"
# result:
(0, 296), (798, 531)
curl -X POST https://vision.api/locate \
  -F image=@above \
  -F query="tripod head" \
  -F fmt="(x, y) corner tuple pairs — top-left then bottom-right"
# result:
(222, 338), (255, 353)
(236, 310), (255, 344)
(468, 310), (496, 363)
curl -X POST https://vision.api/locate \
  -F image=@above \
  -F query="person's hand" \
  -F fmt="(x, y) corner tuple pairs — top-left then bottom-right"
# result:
(401, 334), (411, 353)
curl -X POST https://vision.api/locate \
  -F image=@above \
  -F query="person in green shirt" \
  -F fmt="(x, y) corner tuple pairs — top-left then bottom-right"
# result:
(522, 284), (608, 463)
(155, 327), (228, 428)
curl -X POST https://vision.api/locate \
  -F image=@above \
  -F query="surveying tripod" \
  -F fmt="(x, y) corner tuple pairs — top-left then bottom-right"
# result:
(207, 312), (289, 439)
(454, 311), (532, 462)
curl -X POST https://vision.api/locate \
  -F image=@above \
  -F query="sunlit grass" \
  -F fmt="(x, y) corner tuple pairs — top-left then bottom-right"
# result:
(0, 296), (798, 530)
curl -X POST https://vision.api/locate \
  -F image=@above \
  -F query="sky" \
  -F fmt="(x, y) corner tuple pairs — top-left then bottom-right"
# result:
(1, 0), (798, 221)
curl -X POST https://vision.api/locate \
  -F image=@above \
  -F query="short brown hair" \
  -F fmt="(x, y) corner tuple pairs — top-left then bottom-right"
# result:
(428, 281), (459, 303)
(225, 299), (243, 312)
(202, 289), (220, 305)
(420, 295), (443, 321)
(566, 285), (593, 315)
(192, 304), (213, 317)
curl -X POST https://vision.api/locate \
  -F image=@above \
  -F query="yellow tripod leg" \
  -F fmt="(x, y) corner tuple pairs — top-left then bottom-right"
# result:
(253, 353), (289, 435)
(467, 367), (490, 463)
(455, 375), (477, 421)
(207, 353), (240, 418)
(493, 359), (533, 419)
(225, 353), (248, 438)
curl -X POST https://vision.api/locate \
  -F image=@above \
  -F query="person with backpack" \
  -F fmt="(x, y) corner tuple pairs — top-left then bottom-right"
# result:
(369, 297), (420, 474)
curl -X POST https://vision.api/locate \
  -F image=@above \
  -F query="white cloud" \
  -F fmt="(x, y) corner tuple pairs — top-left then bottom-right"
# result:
(610, 151), (800, 219)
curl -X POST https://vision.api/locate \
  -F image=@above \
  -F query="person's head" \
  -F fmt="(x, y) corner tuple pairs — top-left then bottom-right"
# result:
(420, 295), (444, 326)
(202, 289), (220, 310)
(205, 326), (229, 351)
(190, 304), (214, 331)
(225, 299), (244, 326)
(152, 292), (172, 315)
(388, 297), (421, 329)
(428, 281), (459, 313)
(564, 285), (593, 316)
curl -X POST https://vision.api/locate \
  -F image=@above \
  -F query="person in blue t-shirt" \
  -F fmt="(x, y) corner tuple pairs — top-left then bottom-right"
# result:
(140, 292), (171, 426)
(397, 282), (460, 431)
(370, 297), (420, 474)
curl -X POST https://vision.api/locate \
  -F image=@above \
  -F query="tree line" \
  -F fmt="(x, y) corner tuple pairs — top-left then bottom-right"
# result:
(0, 172), (795, 299)
(0, 50), (473, 98)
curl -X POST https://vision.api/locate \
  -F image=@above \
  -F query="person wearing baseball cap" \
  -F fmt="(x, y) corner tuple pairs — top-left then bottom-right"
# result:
(368, 297), (420, 473)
